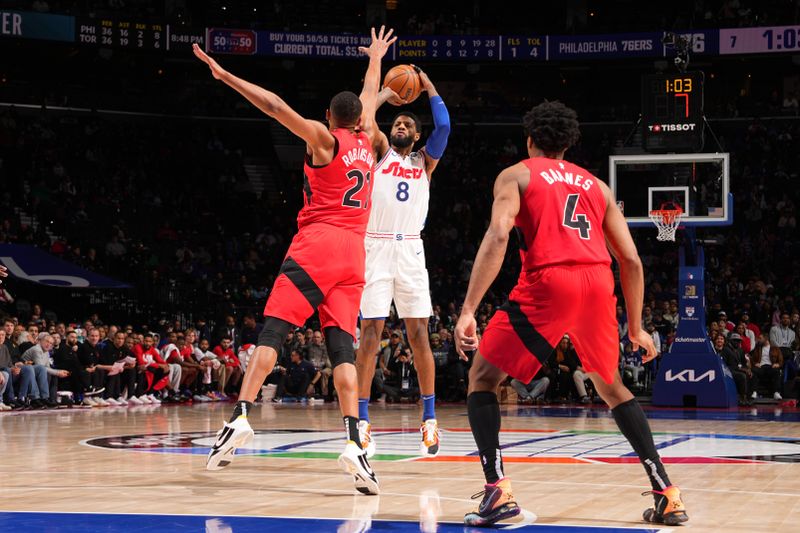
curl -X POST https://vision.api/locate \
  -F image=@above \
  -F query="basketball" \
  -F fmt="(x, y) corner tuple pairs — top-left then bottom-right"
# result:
(383, 64), (421, 104)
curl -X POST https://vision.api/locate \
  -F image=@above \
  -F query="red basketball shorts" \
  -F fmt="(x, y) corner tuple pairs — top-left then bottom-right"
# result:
(263, 223), (365, 339)
(479, 263), (619, 384)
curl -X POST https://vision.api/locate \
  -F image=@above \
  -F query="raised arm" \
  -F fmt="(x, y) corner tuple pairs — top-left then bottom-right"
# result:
(358, 26), (397, 150)
(455, 164), (523, 357)
(598, 180), (656, 362)
(415, 66), (450, 177)
(192, 43), (332, 153)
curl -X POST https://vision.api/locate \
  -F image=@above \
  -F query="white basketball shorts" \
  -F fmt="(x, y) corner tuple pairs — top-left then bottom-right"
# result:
(360, 236), (432, 319)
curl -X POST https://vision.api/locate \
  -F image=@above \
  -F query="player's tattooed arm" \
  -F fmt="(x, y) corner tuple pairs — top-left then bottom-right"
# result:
(192, 43), (333, 155)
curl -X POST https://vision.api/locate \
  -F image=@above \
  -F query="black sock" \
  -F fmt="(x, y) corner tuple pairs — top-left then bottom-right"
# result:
(230, 400), (254, 423)
(611, 398), (671, 491)
(344, 416), (362, 448)
(468, 391), (504, 484)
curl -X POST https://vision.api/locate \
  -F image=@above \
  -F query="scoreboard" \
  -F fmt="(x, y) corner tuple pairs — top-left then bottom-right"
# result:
(397, 35), (500, 60)
(641, 71), (705, 153)
(76, 18), (164, 50)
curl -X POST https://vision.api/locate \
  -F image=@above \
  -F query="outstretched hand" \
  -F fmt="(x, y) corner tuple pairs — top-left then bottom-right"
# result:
(359, 25), (397, 59)
(0, 264), (7, 285)
(193, 43), (227, 80)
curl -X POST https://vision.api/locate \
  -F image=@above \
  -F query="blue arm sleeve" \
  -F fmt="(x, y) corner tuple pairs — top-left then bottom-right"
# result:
(425, 95), (450, 160)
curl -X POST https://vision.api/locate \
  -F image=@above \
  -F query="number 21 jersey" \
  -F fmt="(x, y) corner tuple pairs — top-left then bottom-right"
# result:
(516, 157), (611, 272)
(298, 128), (374, 236)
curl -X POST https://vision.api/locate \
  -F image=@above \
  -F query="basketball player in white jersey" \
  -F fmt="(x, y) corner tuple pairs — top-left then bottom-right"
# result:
(355, 66), (450, 457)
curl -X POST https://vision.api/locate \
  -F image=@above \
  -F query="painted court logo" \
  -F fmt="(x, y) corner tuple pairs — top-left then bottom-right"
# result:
(82, 428), (800, 464)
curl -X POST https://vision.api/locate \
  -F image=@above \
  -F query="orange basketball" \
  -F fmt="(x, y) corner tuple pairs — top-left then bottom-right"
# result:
(383, 64), (421, 104)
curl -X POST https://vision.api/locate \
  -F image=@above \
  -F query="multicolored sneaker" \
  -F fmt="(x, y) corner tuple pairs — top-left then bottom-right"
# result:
(464, 477), (520, 526)
(206, 416), (255, 471)
(642, 486), (689, 526)
(358, 420), (376, 458)
(338, 440), (379, 495)
(419, 419), (440, 457)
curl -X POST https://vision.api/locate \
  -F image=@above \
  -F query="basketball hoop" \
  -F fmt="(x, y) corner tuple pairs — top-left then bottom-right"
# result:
(649, 208), (683, 241)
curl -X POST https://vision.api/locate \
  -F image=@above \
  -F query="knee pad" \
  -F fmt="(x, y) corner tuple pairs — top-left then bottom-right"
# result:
(324, 327), (355, 368)
(257, 317), (294, 352)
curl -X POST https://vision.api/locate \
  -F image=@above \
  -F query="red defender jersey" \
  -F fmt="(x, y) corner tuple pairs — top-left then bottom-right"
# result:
(515, 157), (612, 272)
(298, 128), (375, 235)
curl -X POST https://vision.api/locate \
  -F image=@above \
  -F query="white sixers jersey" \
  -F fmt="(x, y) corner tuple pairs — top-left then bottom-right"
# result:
(366, 149), (430, 235)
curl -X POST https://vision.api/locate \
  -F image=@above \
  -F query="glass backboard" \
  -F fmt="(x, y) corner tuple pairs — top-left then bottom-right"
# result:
(608, 153), (732, 227)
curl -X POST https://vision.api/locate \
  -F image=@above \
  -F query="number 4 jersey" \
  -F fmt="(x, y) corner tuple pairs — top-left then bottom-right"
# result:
(298, 128), (374, 236)
(516, 157), (611, 272)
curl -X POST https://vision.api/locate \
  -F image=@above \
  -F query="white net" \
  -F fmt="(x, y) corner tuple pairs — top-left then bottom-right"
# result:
(649, 210), (683, 241)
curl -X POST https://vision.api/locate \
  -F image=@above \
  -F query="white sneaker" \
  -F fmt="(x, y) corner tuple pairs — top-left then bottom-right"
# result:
(128, 396), (145, 405)
(116, 397), (128, 405)
(147, 394), (161, 404)
(206, 416), (255, 471)
(419, 419), (440, 457)
(0, 403), (11, 411)
(82, 397), (96, 407)
(95, 398), (110, 407)
(774, 392), (783, 400)
(751, 391), (757, 399)
(358, 420), (377, 459)
(337, 441), (379, 495)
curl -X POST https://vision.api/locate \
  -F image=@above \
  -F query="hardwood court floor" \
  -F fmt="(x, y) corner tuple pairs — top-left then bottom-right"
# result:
(1, 401), (799, 532)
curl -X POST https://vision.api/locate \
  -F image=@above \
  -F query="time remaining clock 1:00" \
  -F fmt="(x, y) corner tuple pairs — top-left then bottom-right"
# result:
(665, 77), (694, 93)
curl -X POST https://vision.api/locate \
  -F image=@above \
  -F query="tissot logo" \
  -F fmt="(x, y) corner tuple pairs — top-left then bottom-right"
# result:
(648, 123), (698, 132)
(665, 369), (716, 382)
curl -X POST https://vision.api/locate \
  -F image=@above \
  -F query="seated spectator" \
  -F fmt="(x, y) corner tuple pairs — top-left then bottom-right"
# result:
(383, 347), (419, 403)
(212, 335), (242, 396)
(751, 334), (783, 400)
(240, 313), (263, 346)
(194, 337), (225, 401)
(132, 333), (169, 404)
(770, 313), (795, 353)
(510, 366), (550, 404)
(159, 332), (185, 401)
(735, 322), (755, 354)
(306, 330), (332, 400)
(719, 333), (753, 406)
(0, 328), (41, 409)
(276, 349), (320, 402)
(77, 328), (109, 403)
(21, 333), (67, 407)
(99, 331), (137, 406)
(621, 342), (645, 389)
(547, 336), (577, 401)
(54, 330), (104, 404)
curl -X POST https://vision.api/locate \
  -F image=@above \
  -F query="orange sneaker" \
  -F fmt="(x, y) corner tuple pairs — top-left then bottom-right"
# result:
(642, 486), (689, 526)
(464, 477), (520, 526)
(419, 419), (440, 457)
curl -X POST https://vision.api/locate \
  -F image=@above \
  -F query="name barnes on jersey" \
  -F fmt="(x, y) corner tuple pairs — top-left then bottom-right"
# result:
(342, 145), (375, 168)
(538, 165), (595, 191)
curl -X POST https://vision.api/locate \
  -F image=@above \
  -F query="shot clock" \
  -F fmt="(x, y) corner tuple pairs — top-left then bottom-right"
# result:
(641, 71), (705, 153)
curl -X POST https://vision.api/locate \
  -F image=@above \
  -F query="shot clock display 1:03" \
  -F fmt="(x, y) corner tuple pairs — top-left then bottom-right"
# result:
(641, 71), (705, 152)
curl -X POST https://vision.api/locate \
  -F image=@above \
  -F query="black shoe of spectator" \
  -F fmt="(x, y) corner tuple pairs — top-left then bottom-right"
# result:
(11, 400), (26, 411)
(45, 399), (59, 409)
(31, 399), (47, 410)
(60, 397), (75, 408)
